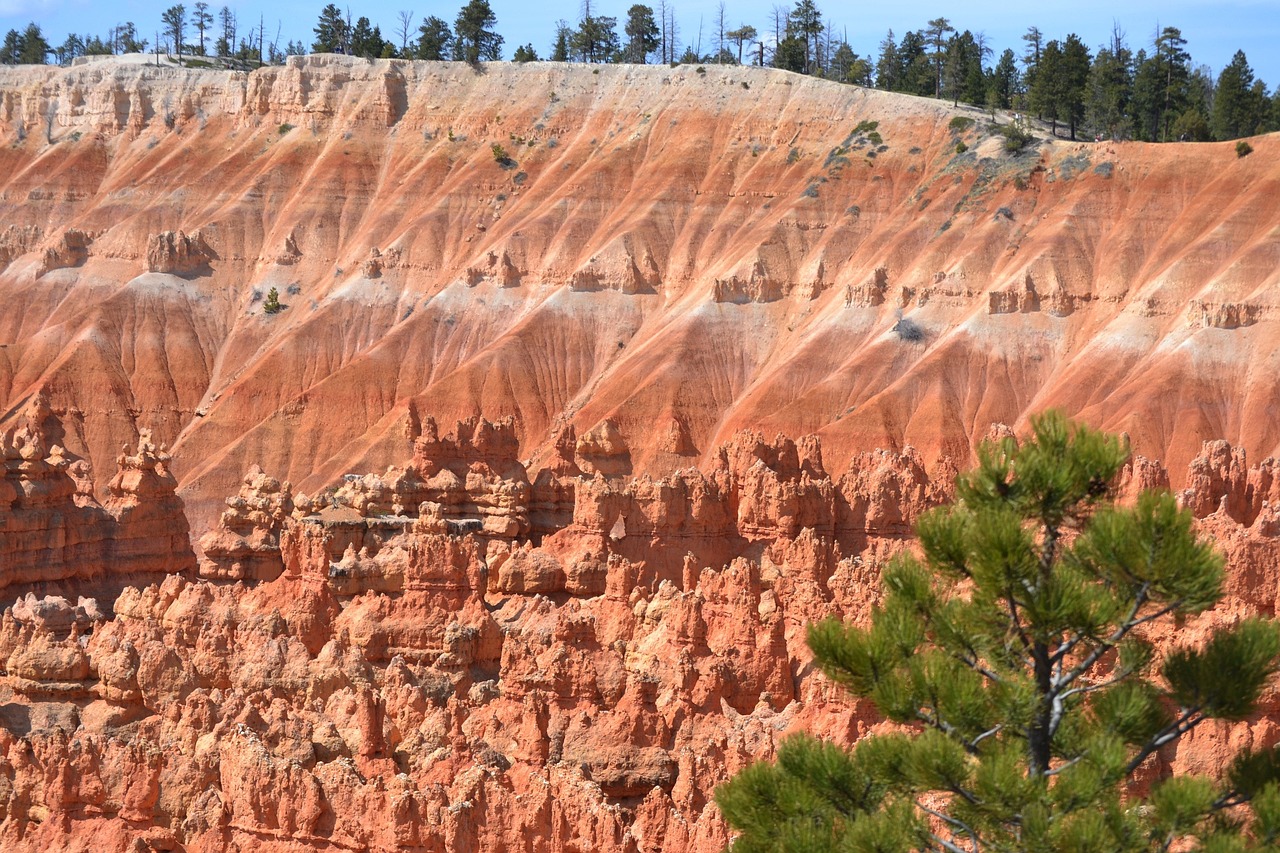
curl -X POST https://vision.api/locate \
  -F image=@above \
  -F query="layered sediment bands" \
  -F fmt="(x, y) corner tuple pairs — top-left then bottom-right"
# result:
(0, 57), (1278, 533)
(0, 423), (1277, 851)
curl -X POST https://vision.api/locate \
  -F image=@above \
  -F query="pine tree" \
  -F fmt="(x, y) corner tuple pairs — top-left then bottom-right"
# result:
(718, 411), (1280, 853)
(161, 5), (187, 59)
(263, 287), (282, 314)
(1085, 26), (1133, 141)
(416, 16), (453, 60)
(789, 0), (821, 75)
(1152, 26), (1191, 141)
(1212, 51), (1261, 141)
(726, 24), (756, 66)
(923, 17), (954, 97)
(874, 30), (899, 91)
(453, 0), (502, 62)
(990, 48), (1019, 110)
(192, 2), (212, 55)
(312, 4), (347, 53)
(216, 6), (235, 57)
(1059, 33), (1092, 140)
(549, 20), (571, 62)
(17, 22), (49, 64)
(1031, 39), (1065, 135)
(1021, 26), (1043, 116)
(897, 31), (933, 96)
(624, 5), (660, 64)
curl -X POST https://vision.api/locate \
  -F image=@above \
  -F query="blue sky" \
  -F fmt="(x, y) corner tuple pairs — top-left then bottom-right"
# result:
(4, 0), (1280, 89)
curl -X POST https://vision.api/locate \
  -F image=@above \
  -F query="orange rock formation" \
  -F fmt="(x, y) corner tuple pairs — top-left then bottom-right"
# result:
(0, 55), (1279, 852)
(0, 56), (1278, 536)
(0, 418), (1275, 851)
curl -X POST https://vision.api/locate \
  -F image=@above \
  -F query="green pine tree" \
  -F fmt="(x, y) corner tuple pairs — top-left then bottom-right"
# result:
(718, 411), (1280, 853)
(453, 0), (502, 63)
(1212, 51), (1262, 141)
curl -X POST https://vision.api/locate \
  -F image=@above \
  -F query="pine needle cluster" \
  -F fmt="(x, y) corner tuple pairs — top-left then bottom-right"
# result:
(717, 411), (1280, 853)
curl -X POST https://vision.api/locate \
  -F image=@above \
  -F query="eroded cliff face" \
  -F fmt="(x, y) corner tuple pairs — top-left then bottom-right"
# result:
(0, 418), (1276, 852)
(3, 56), (1280, 852)
(1, 56), (1278, 536)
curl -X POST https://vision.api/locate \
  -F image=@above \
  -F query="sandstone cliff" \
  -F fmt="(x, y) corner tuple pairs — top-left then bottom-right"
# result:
(0, 56), (1277, 535)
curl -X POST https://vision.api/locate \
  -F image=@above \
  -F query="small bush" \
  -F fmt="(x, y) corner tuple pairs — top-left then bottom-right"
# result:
(491, 143), (516, 168)
(866, 131), (883, 145)
(263, 287), (283, 314)
(949, 115), (975, 132)
(854, 120), (879, 134)
(278, 123), (294, 135)
(1001, 124), (1033, 152)
(741, 81), (749, 89)
(893, 316), (924, 342)
(1237, 140), (1253, 158)
(286, 283), (301, 295)
(955, 140), (968, 154)
(696, 66), (706, 75)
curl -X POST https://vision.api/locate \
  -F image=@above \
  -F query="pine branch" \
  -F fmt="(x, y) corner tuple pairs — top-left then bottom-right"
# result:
(1052, 584), (1189, 703)
(970, 725), (1002, 749)
(954, 650), (1006, 685)
(1124, 707), (1205, 775)
(1042, 754), (1085, 776)
(1057, 667), (1134, 702)
(1050, 582), (1148, 670)
(918, 801), (982, 853)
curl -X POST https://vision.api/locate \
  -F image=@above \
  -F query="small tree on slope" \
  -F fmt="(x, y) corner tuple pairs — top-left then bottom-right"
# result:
(717, 411), (1280, 852)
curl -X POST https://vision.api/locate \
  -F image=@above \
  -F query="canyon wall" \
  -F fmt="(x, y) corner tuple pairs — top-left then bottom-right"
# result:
(0, 56), (1277, 536)
(0, 420), (1275, 852)
(1, 55), (1280, 852)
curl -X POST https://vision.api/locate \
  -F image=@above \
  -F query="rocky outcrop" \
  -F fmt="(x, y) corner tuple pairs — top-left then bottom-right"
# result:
(199, 465), (295, 581)
(0, 401), (193, 595)
(35, 228), (91, 277)
(145, 229), (214, 275)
